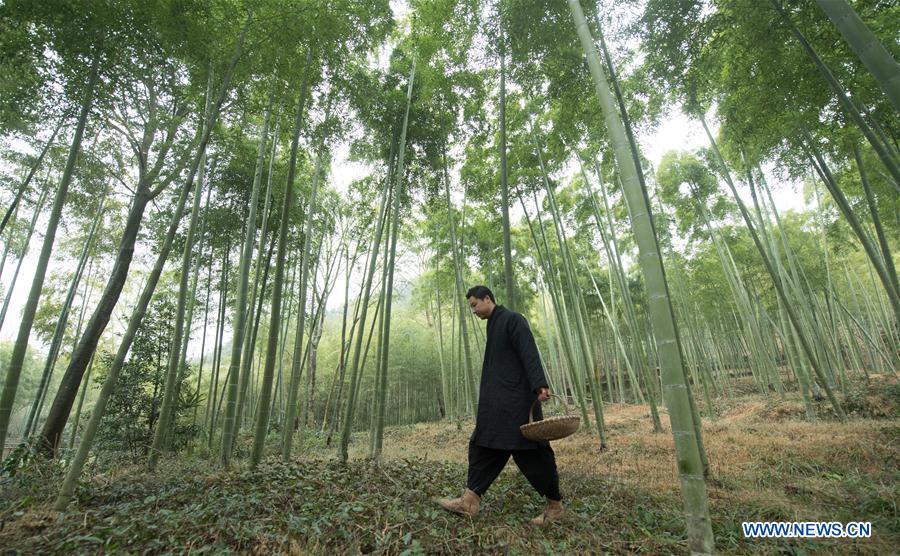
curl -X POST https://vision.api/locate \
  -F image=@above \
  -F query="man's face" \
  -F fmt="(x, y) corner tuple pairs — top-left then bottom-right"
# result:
(468, 295), (494, 320)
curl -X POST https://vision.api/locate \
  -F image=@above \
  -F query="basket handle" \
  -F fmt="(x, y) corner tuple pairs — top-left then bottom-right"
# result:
(528, 398), (539, 424)
(528, 392), (576, 424)
(527, 393), (556, 424)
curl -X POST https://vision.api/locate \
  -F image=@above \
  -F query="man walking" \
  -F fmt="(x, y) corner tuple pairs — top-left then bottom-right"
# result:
(436, 285), (565, 526)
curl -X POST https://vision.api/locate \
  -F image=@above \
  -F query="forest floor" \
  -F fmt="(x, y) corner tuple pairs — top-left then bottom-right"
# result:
(0, 373), (897, 555)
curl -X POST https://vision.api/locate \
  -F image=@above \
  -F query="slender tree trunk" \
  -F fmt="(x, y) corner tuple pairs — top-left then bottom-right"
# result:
(303, 205), (339, 431)
(325, 246), (357, 442)
(65, 253), (98, 450)
(236, 125), (279, 430)
(273, 248), (298, 428)
(339, 150), (395, 463)
(66, 351), (95, 453)
(442, 142), (478, 410)
(589, 271), (643, 405)
(192, 247), (213, 437)
(282, 142), (325, 459)
(0, 56), (99, 458)
(815, 0), (900, 112)
(0, 203), (18, 288)
(251, 50), (312, 466)
(0, 115), (65, 236)
(304, 279), (329, 430)
(23, 193), (105, 439)
(373, 156), (404, 459)
(0, 186), (49, 331)
(370, 223), (391, 451)
(371, 64), (415, 457)
(606, 30), (705, 450)
(498, 24), (515, 310)
(434, 263), (449, 420)
(148, 80), (213, 467)
(177, 180), (211, 449)
(568, 2), (714, 552)
(242, 233), (276, 427)
(208, 244), (230, 447)
(854, 144), (898, 297)
(204, 255), (221, 430)
(302, 303), (327, 408)
(591, 44), (665, 426)
(220, 92), (273, 465)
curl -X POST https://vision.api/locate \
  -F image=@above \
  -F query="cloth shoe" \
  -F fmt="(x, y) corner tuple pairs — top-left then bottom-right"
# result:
(436, 488), (480, 517)
(529, 498), (565, 526)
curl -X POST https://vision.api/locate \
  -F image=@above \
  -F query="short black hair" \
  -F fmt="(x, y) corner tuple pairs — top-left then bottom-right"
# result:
(466, 285), (495, 303)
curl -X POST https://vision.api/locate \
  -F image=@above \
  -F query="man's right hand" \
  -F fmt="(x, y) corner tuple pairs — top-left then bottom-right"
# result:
(537, 387), (551, 402)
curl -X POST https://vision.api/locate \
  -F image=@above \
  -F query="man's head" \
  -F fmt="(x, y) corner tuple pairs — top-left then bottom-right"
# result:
(466, 285), (496, 320)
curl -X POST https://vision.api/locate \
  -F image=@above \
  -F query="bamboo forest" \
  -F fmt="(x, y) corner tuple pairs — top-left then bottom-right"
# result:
(0, 0), (896, 553)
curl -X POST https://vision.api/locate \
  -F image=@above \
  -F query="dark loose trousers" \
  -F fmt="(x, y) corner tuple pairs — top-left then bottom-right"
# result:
(466, 441), (561, 501)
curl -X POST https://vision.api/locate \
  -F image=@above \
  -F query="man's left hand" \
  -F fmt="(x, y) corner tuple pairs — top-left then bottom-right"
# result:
(537, 387), (551, 402)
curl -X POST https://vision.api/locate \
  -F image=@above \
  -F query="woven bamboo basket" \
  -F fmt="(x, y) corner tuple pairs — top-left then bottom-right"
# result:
(520, 396), (580, 442)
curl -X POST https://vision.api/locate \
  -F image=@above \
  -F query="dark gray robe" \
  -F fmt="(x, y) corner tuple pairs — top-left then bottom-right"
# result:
(470, 305), (549, 450)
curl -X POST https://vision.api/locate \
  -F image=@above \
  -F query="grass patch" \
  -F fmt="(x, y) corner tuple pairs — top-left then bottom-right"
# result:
(0, 375), (896, 554)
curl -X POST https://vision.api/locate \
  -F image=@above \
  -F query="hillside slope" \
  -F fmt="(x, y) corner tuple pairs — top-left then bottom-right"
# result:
(1, 376), (897, 554)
